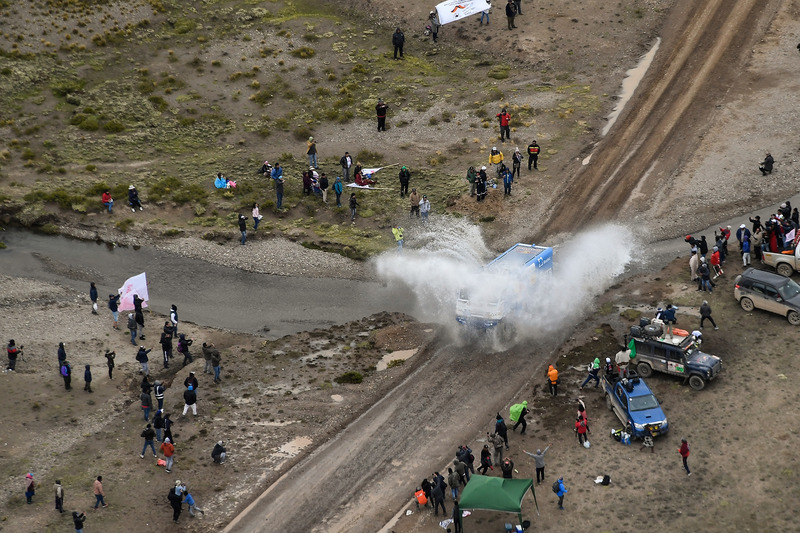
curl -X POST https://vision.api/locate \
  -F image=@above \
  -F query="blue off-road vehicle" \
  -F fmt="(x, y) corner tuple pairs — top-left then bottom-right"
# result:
(602, 372), (668, 440)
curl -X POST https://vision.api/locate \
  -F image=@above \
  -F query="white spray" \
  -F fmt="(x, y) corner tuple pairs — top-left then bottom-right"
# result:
(374, 220), (636, 348)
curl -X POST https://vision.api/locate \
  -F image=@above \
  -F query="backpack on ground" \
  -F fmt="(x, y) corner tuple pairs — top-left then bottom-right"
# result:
(552, 481), (560, 494)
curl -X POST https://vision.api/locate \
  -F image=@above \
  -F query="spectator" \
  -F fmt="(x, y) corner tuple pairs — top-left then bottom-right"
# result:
(496, 108), (511, 142)
(409, 188), (421, 218)
(212, 440), (227, 464)
(375, 98), (388, 131)
(339, 152), (352, 182)
(466, 166), (477, 197)
(89, 282), (98, 314)
(141, 389), (153, 421)
(678, 438), (691, 475)
(501, 457), (514, 479)
(306, 136), (318, 169)
(555, 477), (568, 510)
(392, 224), (404, 250)
(527, 139), (541, 169)
(428, 11), (441, 42)
(495, 413), (509, 449)
(182, 385), (198, 416)
(333, 176), (343, 207)
(398, 166), (411, 197)
(108, 293), (121, 330)
(72, 511), (86, 532)
(319, 173), (329, 204)
(161, 438), (175, 473)
(140, 424), (157, 458)
(211, 349), (222, 384)
(25, 472), (35, 504)
(154, 409), (165, 442)
(505, 0), (518, 30)
(93, 476), (107, 509)
(700, 300), (719, 330)
(392, 28), (405, 59)
(479, 444), (493, 474)
(60, 360), (72, 390)
(420, 195), (431, 223)
(181, 484), (205, 517)
(54, 479), (65, 513)
(759, 152), (774, 175)
(83, 365), (92, 393)
(349, 193), (359, 224)
(512, 147), (522, 179)
(252, 203), (262, 230)
(580, 358), (601, 390)
(547, 364), (559, 396)
(524, 445), (551, 484)
(101, 190), (113, 213)
(509, 400), (528, 434)
(238, 214), (247, 245)
(489, 147), (504, 177)
(128, 185), (143, 211)
(447, 467), (460, 501)
(136, 346), (151, 376)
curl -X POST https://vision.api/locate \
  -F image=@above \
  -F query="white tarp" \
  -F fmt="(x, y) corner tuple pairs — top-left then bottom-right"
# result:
(435, 0), (491, 25)
(118, 272), (149, 311)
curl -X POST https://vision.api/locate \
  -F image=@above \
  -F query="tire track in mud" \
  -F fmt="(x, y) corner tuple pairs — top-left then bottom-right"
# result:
(539, 0), (776, 237)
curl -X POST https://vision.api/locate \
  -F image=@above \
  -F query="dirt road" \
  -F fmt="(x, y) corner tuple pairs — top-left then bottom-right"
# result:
(539, 0), (781, 238)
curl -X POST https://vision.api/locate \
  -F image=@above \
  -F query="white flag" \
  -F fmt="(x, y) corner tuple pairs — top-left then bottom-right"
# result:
(435, 0), (492, 25)
(118, 272), (149, 311)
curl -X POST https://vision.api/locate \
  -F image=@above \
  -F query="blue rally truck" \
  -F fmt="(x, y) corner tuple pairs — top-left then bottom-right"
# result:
(602, 372), (669, 439)
(456, 243), (553, 329)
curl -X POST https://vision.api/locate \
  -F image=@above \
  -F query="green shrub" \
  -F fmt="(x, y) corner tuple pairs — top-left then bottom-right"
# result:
(488, 65), (510, 80)
(77, 116), (100, 131)
(334, 371), (363, 384)
(115, 219), (135, 232)
(250, 90), (273, 105)
(173, 18), (195, 35)
(148, 95), (168, 112)
(103, 120), (125, 133)
(50, 79), (86, 97)
(293, 125), (312, 141)
(290, 46), (316, 59)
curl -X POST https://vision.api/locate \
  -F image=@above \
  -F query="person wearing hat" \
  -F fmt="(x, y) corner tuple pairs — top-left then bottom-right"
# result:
(168, 480), (183, 522)
(161, 437), (175, 473)
(306, 136), (318, 169)
(697, 256), (713, 293)
(140, 423), (157, 458)
(428, 10), (440, 42)
(420, 195), (431, 223)
(527, 139), (540, 170)
(24, 472), (35, 503)
(476, 166), (488, 202)
(409, 188), (421, 218)
(489, 146), (504, 177)
(505, 0), (518, 30)
(398, 165), (411, 197)
(212, 440), (227, 464)
(72, 510), (86, 532)
(183, 371), (198, 391)
(376, 97), (388, 131)
(182, 385), (197, 416)
(392, 27), (405, 59)
(736, 223), (751, 254)
(237, 213), (247, 245)
(496, 108), (511, 142)
(128, 185), (143, 211)
(524, 445), (552, 484)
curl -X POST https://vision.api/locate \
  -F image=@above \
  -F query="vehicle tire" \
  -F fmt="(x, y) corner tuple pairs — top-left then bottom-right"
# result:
(788, 310), (800, 326)
(605, 394), (613, 411)
(777, 263), (794, 278)
(625, 423), (634, 439)
(688, 374), (705, 391)
(740, 297), (754, 312)
(636, 362), (653, 378)
(643, 324), (662, 337)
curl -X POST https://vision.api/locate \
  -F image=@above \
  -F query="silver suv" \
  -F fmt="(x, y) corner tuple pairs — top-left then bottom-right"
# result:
(734, 268), (800, 325)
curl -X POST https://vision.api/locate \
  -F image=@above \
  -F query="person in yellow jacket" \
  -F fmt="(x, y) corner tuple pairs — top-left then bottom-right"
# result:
(547, 364), (559, 396)
(392, 224), (404, 250)
(489, 146), (504, 177)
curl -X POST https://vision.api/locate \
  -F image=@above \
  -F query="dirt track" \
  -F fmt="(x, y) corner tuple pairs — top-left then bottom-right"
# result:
(539, 0), (781, 238)
(224, 1), (786, 531)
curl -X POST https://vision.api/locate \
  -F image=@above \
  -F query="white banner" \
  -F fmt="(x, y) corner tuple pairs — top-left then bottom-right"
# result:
(118, 272), (149, 311)
(435, 0), (491, 25)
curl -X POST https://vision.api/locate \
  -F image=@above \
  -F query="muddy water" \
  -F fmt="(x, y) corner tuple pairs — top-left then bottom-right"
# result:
(0, 229), (416, 338)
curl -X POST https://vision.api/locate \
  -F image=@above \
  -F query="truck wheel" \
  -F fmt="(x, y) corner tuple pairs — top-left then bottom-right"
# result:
(636, 362), (653, 378)
(605, 394), (613, 411)
(788, 310), (800, 326)
(740, 297), (754, 312)
(625, 423), (634, 438)
(777, 263), (794, 278)
(688, 374), (705, 391)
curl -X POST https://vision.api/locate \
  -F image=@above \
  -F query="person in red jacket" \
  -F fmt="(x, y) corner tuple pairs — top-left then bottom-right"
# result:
(496, 108), (511, 142)
(709, 246), (723, 279)
(161, 437), (175, 473)
(574, 416), (589, 446)
(101, 191), (114, 213)
(678, 438), (691, 475)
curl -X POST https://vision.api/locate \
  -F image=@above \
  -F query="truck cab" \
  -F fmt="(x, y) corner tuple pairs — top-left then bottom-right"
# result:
(628, 324), (722, 390)
(602, 372), (668, 439)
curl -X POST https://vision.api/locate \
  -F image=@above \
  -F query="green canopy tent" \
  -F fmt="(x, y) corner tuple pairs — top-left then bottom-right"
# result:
(457, 475), (539, 529)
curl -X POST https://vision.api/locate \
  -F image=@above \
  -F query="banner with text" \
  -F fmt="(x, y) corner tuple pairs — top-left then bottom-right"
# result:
(435, 0), (491, 25)
(118, 272), (149, 311)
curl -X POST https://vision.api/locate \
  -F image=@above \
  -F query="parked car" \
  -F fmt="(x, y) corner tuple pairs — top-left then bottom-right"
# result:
(762, 247), (800, 277)
(626, 325), (722, 391)
(734, 267), (800, 325)
(602, 372), (668, 439)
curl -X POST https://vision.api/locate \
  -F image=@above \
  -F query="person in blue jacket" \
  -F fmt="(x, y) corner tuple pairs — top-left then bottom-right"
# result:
(555, 477), (568, 510)
(661, 304), (678, 339)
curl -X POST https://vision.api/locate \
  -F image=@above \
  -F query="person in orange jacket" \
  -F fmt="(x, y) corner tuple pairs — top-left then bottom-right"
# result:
(547, 364), (559, 396)
(161, 437), (175, 473)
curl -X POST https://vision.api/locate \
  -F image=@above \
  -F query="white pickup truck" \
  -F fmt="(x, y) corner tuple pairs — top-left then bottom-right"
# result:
(762, 248), (800, 277)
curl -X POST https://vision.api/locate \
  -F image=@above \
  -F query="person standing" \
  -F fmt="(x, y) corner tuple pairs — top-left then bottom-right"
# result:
(141, 389), (153, 421)
(514, 0), (523, 14)
(505, 0), (518, 30)
(501, 457), (514, 479)
(512, 147), (522, 179)
(123, 313), (135, 346)
(211, 349), (222, 384)
(700, 300), (718, 330)
(108, 293), (120, 330)
(580, 357), (601, 390)
(478, 444), (493, 474)
(319, 173), (329, 204)
(54, 479), (65, 513)
(93, 476), (107, 508)
(136, 345), (151, 376)
(163, 414), (175, 444)
(333, 176), (344, 207)
(177, 335), (193, 367)
(679, 438), (691, 475)
(502, 166), (513, 196)
(452, 499), (463, 533)
(57, 342), (67, 370)
(202, 342), (216, 375)
(349, 193), (359, 224)
(154, 410), (165, 442)
(140, 424), (157, 458)
(689, 250), (699, 281)
(428, 11), (441, 43)
(489, 432), (505, 467)
(476, 168), (487, 202)
(527, 140), (540, 170)
(392, 224), (404, 250)
(339, 152), (353, 182)
(431, 475), (447, 517)
(496, 108), (511, 142)
(89, 282), (98, 315)
(274, 175), (285, 210)
(61, 360), (72, 390)
(524, 445), (551, 484)
(83, 365), (93, 393)
(555, 477), (568, 510)
(447, 467), (460, 501)
(306, 136), (318, 169)
(661, 304), (678, 339)
(495, 413), (509, 449)
(466, 166), (477, 197)
(133, 294), (145, 340)
(697, 257), (713, 293)
(25, 473), (35, 504)
(489, 146), (504, 177)
(409, 188), (421, 218)
(575, 416), (589, 446)
(161, 438), (175, 473)
(183, 385), (198, 416)
(184, 371), (199, 391)
(72, 511), (86, 532)
(160, 331), (173, 369)
(376, 98), (388, 131)
(238, 214), (247, 245)
(742, 234), (751, 266)
(420, 195), (431, 224)
(398, 166), (411, 197)
(168, 483), (183, 523)
(252, 203), (262, 230)
(169, 305), (178, 335)
(480, 3), (490, 24)
(509, 400), (528, 434)
(392, 28), (405, 59)
(7, 339), (20, 372)
(154, 380), (165, 410)
(547, 364), (559, 396)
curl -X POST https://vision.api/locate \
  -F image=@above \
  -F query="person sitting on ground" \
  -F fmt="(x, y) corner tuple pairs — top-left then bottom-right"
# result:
(101, 191), (114, 213)
(214, 172), (227, 189)
(128, 185), (143, 212)
(355, 169), (376, 186)
(259, 160), (271, 175)
(211, 440), (227, 464)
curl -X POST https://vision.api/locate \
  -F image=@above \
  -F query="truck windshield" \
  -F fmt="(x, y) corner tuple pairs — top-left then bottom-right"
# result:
(778, 279), (800, 300)
(629, 394), (659, 412)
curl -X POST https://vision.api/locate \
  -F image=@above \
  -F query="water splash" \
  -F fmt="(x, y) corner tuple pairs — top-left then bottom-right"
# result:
(374, 220), (637, 348)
